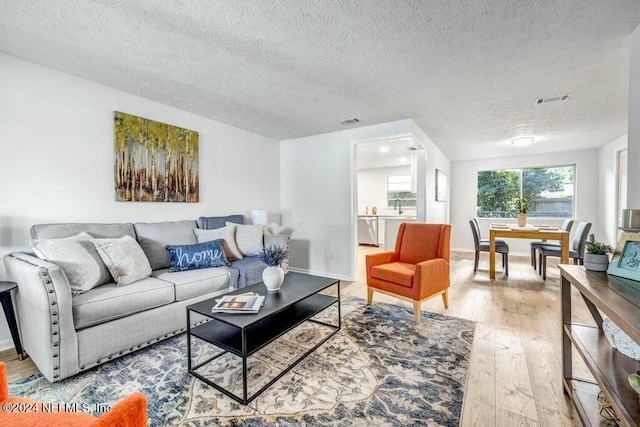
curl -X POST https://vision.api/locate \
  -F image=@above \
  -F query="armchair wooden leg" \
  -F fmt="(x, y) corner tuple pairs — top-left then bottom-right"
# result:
(367, 287), (373, 305)
(442, 289), (449, 308)
(413, 301), (421, 323)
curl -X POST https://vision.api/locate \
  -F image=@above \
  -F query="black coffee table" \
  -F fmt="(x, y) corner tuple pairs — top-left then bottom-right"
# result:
(186, 272), (341, 404)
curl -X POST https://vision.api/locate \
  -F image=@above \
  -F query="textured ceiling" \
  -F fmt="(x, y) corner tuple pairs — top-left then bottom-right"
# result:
(1, 1), (640, 160)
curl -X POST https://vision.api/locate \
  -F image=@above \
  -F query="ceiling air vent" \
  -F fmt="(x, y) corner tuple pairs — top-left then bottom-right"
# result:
(535, 94), (571, 105)
(340, 118), (361, 125)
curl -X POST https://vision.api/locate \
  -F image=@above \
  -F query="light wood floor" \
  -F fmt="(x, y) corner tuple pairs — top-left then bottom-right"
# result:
(1, 249), (592, 425)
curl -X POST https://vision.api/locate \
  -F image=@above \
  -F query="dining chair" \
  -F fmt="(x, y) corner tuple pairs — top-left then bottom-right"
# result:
(472, 218), (509, 247)
(538, 221), (591, 280)
(530, 219), (574, 269)
(469, 220), (509, 275)
(366, 223), (451, 323)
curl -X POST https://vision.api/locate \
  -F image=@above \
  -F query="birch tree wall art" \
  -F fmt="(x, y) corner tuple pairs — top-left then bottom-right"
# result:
(114, 112), (199, 202)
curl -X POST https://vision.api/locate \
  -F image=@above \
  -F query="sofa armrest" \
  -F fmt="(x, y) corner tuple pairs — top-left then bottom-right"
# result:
(4, 253), (78, 382)
(264, 234), (290, 273)
(415, 258), (450, 299)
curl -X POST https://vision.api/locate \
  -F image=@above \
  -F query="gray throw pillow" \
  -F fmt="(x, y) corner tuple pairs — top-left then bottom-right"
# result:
(193, 227), (243, 260)
(225, 222), (264, 256)
(31, 232), (113, 295)
(91, 235), (152, 286)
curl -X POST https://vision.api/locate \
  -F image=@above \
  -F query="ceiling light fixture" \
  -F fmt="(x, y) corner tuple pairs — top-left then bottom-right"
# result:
(379, 146), (390, 153)
(511, 136), (535, 146)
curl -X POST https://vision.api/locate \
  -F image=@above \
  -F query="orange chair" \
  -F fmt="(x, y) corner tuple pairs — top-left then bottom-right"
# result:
(366, 223), (451, 323)
(0, 362), (147, 426)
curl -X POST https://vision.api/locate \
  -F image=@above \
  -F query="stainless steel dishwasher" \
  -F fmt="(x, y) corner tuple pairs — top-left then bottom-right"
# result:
(358, 216), (378, 245)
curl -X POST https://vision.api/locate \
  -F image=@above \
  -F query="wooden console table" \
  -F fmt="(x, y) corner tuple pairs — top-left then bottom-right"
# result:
(560, 265), (640, 426)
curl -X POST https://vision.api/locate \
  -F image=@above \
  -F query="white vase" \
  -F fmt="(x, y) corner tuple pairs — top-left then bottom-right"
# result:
(262, 266), (284, 292)
(517, 213), (527, 227)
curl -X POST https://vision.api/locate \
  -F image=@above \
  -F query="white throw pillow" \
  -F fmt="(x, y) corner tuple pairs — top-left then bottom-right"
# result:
(31, 232), (113, 295)
(193, 227), (243, 261)
(91, 235), (152, 286)
(225, 222), (264, 256)
(263, 223), (284, 235)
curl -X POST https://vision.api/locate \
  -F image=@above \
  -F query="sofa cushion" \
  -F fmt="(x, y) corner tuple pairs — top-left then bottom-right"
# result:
(30, 223), (136, 240)
(371, 262), (415, 288)
(226, 222), (264, 256)
(193, 226), (243, 260)
(31, 232), (113, 294)
(72, 277), (174, 329)
(166, 240), (230, 272)
(153, 267), (231, 301)
(230, 256), (268, 288)
(134, 220), (198, 270)
(197, 215), (244, 230)
(92, 235), (152, 286)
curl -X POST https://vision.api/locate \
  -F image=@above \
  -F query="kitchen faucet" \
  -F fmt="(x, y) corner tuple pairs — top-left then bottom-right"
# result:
(394, 199), (403, 215)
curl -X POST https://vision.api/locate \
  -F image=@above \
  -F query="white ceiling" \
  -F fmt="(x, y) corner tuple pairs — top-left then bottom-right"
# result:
(357, 138), (417, 170)
(1, 1), (639, 161)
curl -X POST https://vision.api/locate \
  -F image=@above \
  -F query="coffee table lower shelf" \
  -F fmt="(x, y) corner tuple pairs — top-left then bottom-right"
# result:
(187, 293), (340, 404)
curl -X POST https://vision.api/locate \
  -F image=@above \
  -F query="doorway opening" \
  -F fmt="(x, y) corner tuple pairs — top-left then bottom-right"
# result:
(352, 136), (426, 283)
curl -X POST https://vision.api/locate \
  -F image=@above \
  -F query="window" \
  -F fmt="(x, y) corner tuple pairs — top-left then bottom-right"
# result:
(387, 176), (416, 209)
(477, 165), (575, 218)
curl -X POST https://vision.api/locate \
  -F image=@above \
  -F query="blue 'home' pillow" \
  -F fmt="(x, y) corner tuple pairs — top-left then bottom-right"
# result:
(165, 239), (230, 272)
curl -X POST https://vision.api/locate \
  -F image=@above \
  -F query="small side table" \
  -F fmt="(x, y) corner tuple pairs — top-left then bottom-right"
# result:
(0, 282), (26, 360)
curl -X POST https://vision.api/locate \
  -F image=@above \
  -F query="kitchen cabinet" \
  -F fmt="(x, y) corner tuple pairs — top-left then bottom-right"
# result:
(378, 218), (385, 246)
(358, 215), (416, 247)
(383, 217), (417, 251)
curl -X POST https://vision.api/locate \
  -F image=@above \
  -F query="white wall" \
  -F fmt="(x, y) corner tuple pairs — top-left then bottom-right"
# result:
(357, 166), (412, 215)
(0, 53), (280, 349)
(629, 23), (640, 207)
(412, 122), (451, 224)
(597, 135), (628, 247)
(280, 119), (449, 280)
(450, 150), (599, 255)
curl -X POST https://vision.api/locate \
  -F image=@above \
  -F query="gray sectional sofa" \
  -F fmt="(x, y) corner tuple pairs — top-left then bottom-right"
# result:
(3, 215), (289, 382)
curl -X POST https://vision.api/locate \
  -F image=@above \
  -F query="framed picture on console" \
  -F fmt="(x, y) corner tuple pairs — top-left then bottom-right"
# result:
(607, 231), (640, 281)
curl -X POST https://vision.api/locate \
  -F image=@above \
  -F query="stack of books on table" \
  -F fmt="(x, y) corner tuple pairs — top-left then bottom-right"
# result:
(211, 292), (265, 314)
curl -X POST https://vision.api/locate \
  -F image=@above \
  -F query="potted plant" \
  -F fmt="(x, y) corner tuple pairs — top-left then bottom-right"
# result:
(260, 244), (290, 292)
(584, 234), (614, 271)
(515, 198), (528, 227)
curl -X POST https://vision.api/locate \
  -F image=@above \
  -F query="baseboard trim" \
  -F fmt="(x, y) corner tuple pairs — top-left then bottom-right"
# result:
(288, 268), (353, 282)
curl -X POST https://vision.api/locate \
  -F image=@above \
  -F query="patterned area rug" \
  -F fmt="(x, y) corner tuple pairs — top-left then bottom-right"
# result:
(10, 297), (475, 426)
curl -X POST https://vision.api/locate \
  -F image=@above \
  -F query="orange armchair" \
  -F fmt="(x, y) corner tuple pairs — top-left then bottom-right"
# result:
(0, 362), (147, 426)
(366, 223), (451, 322)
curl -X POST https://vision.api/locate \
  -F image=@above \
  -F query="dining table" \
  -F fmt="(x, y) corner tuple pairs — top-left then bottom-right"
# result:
(489, 225), (570, 279)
